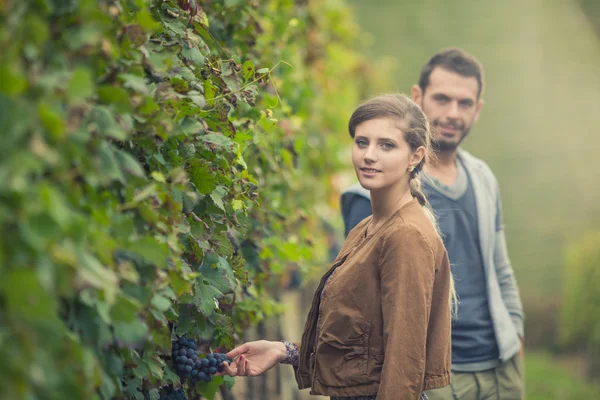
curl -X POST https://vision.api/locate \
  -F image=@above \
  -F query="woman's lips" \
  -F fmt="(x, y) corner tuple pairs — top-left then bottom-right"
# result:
(360, 167), (381, 177)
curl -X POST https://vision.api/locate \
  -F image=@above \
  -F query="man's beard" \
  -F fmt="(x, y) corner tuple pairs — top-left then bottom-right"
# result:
(430, 120), (470, 152)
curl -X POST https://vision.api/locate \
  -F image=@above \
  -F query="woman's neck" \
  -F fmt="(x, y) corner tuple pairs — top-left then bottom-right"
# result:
(370, 184), (412, 227)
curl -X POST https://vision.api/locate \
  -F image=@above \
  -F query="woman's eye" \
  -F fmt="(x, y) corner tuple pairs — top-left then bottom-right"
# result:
(381, 142), (394, 150)
(356, 140), (368, 148)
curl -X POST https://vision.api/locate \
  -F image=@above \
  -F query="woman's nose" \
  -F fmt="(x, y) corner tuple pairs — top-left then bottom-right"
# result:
(363, 145), (377, 163)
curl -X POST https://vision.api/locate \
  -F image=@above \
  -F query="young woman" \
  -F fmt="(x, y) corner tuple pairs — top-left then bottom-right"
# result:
(220, 94), (454, 400)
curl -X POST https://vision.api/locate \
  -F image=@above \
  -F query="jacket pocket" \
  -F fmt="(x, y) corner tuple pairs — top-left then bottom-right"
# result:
(315, 321), (371, 387)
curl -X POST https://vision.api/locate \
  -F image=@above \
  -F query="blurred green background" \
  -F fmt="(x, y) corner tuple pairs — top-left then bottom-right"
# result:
(342, 0), (600, 398)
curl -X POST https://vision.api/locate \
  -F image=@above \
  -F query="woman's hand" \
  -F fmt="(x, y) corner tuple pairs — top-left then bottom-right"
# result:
(220, 340), (287, 377)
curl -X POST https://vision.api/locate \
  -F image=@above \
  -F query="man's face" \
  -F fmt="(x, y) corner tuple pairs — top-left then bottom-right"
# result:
(411, 67), (483, 152)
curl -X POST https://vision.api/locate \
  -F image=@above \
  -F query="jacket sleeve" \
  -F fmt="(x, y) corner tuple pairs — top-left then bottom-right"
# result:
(493, 184), (525, 338)
(377, 226), (441, 400)
(340, 193), (372, 238)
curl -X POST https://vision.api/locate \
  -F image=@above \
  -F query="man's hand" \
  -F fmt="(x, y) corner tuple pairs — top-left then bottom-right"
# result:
(519, 337), (525, 359)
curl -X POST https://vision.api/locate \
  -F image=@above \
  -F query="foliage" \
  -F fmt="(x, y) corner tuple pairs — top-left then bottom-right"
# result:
(525, 351), (600, 400)
(577, 0), (600, 37)
(558, 231), (600, 379)
(559, 231), (600, 349)
(0, 0), (384, 399)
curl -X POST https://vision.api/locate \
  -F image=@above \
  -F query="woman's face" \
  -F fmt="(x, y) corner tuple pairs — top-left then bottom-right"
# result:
(352, 117), (423, 193)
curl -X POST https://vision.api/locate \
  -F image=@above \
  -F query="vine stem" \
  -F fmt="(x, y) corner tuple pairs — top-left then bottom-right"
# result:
(208, 59), (292, 105)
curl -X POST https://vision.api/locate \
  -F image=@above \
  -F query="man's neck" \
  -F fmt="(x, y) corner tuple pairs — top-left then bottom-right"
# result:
(426, 149), (459, 186)
(433, 149), (458, 168)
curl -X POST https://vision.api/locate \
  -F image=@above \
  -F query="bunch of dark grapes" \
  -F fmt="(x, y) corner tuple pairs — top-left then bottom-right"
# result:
(190, 352), (232, 384)
(171, 336), (233, 384)
(158, 385), (186, 400)
(171, 337), (199, 379)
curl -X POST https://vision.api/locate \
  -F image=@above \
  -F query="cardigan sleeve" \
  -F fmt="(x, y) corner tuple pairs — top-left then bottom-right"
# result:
(493, 182), (525, 338)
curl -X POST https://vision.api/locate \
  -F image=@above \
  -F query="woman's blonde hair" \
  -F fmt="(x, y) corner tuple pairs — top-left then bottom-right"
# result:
(348, 93), (458, 317)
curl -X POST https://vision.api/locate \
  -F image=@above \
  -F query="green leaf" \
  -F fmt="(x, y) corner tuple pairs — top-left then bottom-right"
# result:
(98, 141), (126, 183)
(136, 8), (160, 31)
(23, 14), (49, 47)
(148, 389), (160, 400)
(200, 253), (236, 295)
(127, 236), (170, 267)
(209, 185), (227, 211)
(193, 279), (222, 317)
(77, 249), (119, 304)
(68, 67), (95, 102)
(132, 184), (158, 203)
(143, 354), (165, 380)
(1, 269), (58, 322)
(256, 68), (269, 74)
(168, 269), (193, 297)
(162, 365), (181, 385)
(48, 0), (79, 16)
(241, 60), (255, 81)
(200, 132), (236, 148)
(93, 106), (127, 140)
(224, 375), (235, 390)
(137, 202), (159, 224)
(98, 85), (131, 113)
(181, 46), (205, 66)
(175, 306), (214, 340)
(151, 294), (172, 312)
(19, 212), (61, 251)
(0, 94), (31, 160)
(232, 199), (243, 211)
(203, 80), (218, 102)
(150, 172), (166, 183)
(113, 320), (149, 347)
(188, 160), (218, 195)
(99, 372), (117, 399)
(224, 0), (243, 6)
(114, 148), (146, 178)
(161, 18), (186, 36)
(139, 96), (160, 115)
(110, 295), (142, 322)
(0, 65), (27, 95)
(121, 73), (148, 94)
(39, 183), (73, 228)
(38, 103), (65, 141)
(196, 375), (224, 399)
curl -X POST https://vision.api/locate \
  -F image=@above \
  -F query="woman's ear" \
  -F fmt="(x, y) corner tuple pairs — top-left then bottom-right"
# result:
(410, 146), (426, 169)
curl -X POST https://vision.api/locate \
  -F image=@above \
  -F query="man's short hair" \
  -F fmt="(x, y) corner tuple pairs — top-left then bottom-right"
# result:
(418, 48), (484, 98)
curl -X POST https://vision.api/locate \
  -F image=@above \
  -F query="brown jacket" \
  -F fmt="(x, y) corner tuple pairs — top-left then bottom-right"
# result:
(294, 199), (452, 399)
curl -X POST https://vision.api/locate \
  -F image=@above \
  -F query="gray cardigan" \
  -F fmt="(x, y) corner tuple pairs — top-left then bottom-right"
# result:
(340, 148), (524, 363)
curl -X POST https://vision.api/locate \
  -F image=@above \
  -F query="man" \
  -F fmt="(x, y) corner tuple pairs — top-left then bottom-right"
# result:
(340, 48), (525, 400)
